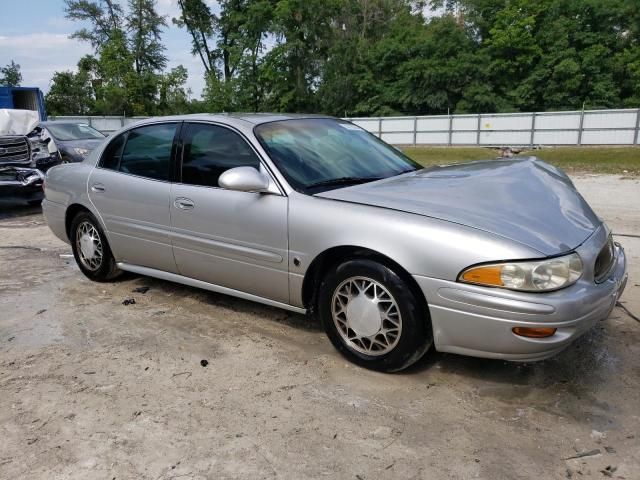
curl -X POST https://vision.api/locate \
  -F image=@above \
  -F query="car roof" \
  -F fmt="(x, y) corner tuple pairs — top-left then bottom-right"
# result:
(133, 112), (334, 128)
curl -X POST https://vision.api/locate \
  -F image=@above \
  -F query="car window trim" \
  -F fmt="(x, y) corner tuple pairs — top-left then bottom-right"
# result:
(170, 121), (184, 183)
(176, 120), (285, 196)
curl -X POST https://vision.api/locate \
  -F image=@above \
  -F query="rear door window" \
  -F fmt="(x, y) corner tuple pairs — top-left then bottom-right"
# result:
(118, 123), (178, 181)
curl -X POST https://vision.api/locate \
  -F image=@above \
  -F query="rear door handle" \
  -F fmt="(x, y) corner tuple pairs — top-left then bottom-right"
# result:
(91, 183), (105, 192)
(174, 197), (195, 210)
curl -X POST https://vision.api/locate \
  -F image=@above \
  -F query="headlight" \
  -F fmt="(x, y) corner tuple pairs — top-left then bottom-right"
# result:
(73, 147), (90, 156)
(28, 139), (51, 161)
(458, 253), (583, 292)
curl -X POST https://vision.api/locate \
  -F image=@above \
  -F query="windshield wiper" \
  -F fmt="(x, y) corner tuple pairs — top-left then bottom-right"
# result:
(307, 176), (383, 189)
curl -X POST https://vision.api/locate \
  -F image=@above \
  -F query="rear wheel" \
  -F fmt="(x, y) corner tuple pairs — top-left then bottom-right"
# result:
(70, 211), (121, 282)
(318, 259), (432, 372)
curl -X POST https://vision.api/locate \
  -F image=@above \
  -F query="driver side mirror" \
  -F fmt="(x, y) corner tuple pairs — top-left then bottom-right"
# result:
(218, 166), (270, 193)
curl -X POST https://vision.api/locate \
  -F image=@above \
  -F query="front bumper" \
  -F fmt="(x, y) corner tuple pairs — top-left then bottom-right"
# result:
(0, 152), (60, 199)
(414, 226), (628, 361)
(0, 167), (45, 199)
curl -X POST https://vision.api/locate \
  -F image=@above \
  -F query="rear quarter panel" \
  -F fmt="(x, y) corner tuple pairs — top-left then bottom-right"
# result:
(43, 149), (103, 242)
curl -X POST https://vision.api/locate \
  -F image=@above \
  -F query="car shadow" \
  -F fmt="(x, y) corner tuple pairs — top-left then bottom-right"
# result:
(88, 268), (627, 424)
(123, 274), (322, 333)
(0, 197), (42, 220)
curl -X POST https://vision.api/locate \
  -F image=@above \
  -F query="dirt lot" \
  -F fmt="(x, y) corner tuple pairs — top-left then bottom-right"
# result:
(1, 175), (639, 480)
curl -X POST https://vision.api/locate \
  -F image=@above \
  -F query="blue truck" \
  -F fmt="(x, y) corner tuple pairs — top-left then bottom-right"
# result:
(0, 86), (60, 204)
(0, 86), (47, 121)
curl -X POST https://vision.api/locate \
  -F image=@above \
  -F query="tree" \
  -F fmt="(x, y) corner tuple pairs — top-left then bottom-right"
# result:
(64, 0), (125, 47)
(0, 60), (22, 86)
(432, 0), (637, 111)
(173, 0), (216, 75)
(45, 68), (94, 115)
(127, 0), (168, 74)
(176, 0), (275, 112)
(262, 0), (340, 112)
(157, 66), (191, 114)
(92, 29), (137, 115)
(319, 0), (414, 116)
(58, 0), (185, 116)
(53, 0), (640, 116)
(226, 0), (275, 111)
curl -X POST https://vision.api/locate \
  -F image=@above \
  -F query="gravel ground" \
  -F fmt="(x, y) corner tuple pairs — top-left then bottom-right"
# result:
(0, 175), (639, 480)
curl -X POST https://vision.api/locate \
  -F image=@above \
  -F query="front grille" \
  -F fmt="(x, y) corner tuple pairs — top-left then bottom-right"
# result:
(0, 136), (30, 164)
(594, 235), (615, 283)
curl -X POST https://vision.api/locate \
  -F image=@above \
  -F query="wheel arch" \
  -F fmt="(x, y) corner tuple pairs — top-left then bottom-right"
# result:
(64, 203), (105, 242)
(301, 245), (429, 317)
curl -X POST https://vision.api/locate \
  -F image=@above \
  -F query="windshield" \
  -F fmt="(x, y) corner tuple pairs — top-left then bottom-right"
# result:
(46, 123), (105, 141)
(254, 118), (420, 193)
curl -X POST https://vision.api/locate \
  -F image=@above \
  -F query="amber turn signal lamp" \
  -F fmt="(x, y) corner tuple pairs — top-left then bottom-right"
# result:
(460, 266), (504, 286)
(512, 327), (557, 338)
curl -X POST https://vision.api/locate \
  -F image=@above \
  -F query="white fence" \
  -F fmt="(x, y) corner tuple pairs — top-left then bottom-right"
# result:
(51, 108), (640, 146)
(48, 115), (147, 134)
(347, 108), (640, 146)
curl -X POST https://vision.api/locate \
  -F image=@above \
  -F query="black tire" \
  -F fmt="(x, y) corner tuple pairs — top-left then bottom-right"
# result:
(70, 211), (121, 282)
(318, 259), (433, 372)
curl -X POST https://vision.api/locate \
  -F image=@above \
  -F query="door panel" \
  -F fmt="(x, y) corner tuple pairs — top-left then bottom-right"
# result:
(88, 169), (177, 273)
(169, 122), (289, 303)
(170, 186), (289, 302)
(87, 123), (178, 273)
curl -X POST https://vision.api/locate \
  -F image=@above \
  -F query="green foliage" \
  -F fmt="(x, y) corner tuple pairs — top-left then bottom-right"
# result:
(127, 0), (168, 74)
(64, 0), (124, 47)
(157, 66), (192, 115)
(48, 0), (188, 116)
(0, 60), (22, 86)
(44, 63), (94, 115)
(49, 0), (640, 116)
(197, 0), (640, 116)
(173, 0), (216, 74)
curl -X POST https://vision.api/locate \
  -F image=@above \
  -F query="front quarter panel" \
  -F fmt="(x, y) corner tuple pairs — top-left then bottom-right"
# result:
(288, 192), (542, 307)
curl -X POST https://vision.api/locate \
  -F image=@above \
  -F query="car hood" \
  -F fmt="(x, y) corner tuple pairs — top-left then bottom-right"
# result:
(316, 157), (601, 255)
(56, 138), (104, 151)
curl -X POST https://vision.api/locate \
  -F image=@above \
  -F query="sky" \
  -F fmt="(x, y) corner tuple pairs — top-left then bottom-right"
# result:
(0, 0), (210, 98)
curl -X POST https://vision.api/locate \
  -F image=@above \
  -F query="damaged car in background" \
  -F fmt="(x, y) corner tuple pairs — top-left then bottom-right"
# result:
(0, 109), (62, 204)
(40, 121), (106, 163)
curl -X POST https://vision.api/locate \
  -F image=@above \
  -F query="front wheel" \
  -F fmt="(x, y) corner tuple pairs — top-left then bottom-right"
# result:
(318, 259), (433, 372)
(70, 211), (121, 282)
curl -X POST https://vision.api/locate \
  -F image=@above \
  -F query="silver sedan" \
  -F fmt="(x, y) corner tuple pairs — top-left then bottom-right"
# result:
(42, 114), (628, 372)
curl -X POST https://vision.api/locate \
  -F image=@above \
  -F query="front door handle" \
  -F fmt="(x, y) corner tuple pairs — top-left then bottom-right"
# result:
(91, 183), (105, 192)
(174, 197), (195, 210)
